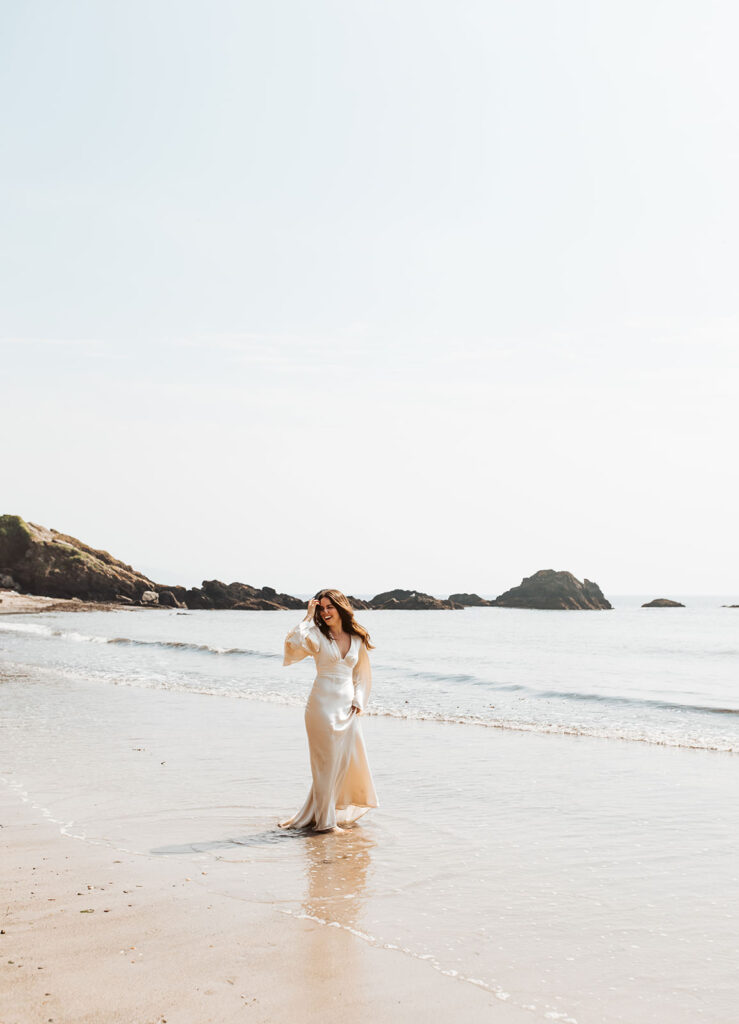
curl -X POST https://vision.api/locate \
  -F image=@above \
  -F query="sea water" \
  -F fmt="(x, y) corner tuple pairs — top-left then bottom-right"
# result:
(1, 600), (737, 752)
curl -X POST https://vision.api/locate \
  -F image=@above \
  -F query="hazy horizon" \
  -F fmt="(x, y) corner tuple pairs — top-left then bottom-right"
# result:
(3, 1), (737, 595)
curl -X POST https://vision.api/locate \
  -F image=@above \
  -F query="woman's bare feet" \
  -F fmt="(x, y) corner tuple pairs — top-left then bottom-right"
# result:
(312, 824), (345, 834)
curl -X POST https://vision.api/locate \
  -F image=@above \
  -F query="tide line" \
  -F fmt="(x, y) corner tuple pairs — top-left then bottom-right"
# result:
(279, 907), (578, 1024)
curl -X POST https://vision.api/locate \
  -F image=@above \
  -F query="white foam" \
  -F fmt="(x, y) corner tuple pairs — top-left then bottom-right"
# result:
(279, 907), (514, 1001)
(0, 620), (57, 636)
(0, 776), (140, 855)
(4, 657), (736, 754)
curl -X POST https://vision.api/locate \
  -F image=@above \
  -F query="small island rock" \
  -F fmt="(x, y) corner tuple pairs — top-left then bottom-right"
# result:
(188, 579), (304, 611)
(449, 592), (494, 607)
(493, 570), (612, 610)
(369, 588), (462, 610)
(642, 598), (685, 608)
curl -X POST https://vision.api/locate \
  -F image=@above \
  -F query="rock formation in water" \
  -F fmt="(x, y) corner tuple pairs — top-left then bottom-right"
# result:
(369, 588), (463, 610)
(642, 598), (685, 608)
(493, 569), (612, 610)
(183, 580), (304, 611)
(448, 592), (494, 607)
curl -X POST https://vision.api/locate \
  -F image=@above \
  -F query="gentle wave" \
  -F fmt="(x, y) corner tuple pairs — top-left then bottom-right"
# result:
(97, 688), (739, 753)
(402, 666), (483, 685)
(4, 621), (736, 717)
(106, 636), (276, 658)
(530, 687), (739, 717)
(7, 660), (736, 754)
(0, 620), (279, 659)
(370, 705), (739, 753)
(399, 660), (739, 716)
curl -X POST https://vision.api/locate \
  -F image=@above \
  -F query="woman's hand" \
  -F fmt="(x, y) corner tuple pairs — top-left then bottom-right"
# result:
(305, 597), (319, 621)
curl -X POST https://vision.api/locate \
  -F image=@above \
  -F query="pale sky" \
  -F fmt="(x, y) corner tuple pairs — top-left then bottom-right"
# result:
(2, 1), (737, 596)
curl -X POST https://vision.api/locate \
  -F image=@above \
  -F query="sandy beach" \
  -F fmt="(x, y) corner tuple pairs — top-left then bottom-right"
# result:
(2, 647), (737, 1024)
(0, 591), (126, 616)
(3, 800), (528, 1024)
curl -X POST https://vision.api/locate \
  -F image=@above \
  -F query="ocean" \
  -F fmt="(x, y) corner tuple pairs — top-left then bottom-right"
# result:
(1, 600), (737, 752)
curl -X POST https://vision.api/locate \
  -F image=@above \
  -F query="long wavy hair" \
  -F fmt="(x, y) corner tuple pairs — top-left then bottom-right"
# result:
(312, 588), (375, 650)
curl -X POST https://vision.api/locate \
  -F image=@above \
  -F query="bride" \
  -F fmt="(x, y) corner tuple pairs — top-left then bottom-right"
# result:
(279, 589), (379, 833)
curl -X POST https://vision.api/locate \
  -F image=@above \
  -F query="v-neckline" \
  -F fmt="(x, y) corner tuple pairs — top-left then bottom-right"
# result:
(330, 633), (353, 661)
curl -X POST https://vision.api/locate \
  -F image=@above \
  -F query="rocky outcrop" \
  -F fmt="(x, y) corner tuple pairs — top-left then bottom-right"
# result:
(0, 514), (305, 610)
(449, 592), (494, 607)
(9, 515), (621, 615)
(0, 514), (160, 604)
(347, 595), (371, 610)
(186, 580), (304, 611)
(369, 588), (463, 610)
(153, 584), (189, 607)
(642, 598), (685, 608)
(493, 570), (612, 610)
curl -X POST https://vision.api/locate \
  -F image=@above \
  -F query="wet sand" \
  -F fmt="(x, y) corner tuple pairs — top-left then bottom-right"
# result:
(1, 667), (737, 1023)
(2, 801), (526, 1024)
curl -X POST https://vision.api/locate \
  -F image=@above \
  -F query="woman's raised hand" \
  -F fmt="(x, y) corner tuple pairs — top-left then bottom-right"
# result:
(305, 597), (319, 620)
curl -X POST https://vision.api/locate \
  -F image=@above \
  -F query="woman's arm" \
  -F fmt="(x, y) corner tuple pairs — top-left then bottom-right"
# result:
(283, 599), (321, 666)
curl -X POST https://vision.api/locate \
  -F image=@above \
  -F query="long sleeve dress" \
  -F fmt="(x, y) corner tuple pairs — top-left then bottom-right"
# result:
(279, 618), (378, 831)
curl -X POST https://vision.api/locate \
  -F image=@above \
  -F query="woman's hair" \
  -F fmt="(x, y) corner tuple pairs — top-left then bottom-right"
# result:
(313, 588), (375, 650)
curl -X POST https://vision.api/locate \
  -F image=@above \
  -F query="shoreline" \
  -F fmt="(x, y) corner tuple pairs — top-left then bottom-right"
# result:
(3, 589), (738, 617)
(0, 590), (139, 615)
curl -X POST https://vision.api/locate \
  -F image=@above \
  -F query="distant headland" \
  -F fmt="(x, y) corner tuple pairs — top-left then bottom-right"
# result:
(0, 513), (620, 613)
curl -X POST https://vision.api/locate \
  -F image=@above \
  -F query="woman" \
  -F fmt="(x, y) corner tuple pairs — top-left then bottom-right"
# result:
(279, 589), (378, 833)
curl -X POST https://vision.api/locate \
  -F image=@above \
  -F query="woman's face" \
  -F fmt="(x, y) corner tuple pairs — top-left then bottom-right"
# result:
(318, 597), (340, 629)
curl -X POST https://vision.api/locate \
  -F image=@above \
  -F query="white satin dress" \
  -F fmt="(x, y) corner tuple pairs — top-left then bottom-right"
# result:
(279, 619), (378, 831)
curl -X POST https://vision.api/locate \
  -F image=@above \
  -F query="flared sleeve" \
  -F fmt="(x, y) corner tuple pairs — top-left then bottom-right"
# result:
(352, 641), (372, 713)
(283, 618), (321, 666)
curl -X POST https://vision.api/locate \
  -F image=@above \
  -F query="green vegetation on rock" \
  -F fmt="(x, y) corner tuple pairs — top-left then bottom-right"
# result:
(0, 514), (33, 565)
